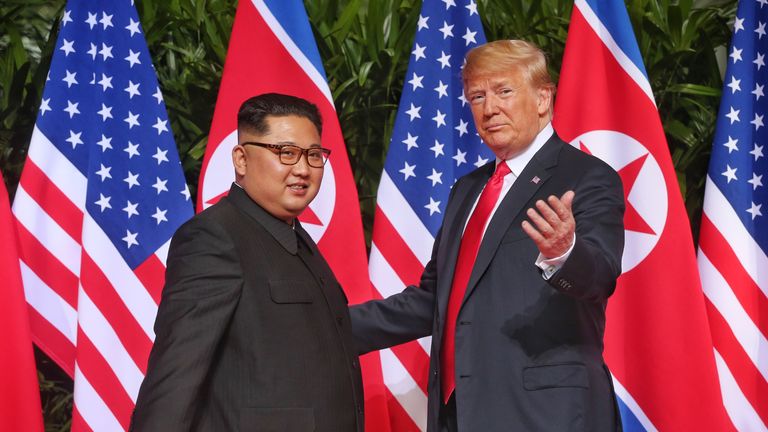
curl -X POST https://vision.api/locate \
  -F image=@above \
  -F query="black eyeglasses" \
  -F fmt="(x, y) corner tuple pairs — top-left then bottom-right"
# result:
(241, 142), (331, 168)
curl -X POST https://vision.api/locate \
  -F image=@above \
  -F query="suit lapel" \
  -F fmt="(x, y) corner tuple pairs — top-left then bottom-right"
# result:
(461, 136), (563, 306)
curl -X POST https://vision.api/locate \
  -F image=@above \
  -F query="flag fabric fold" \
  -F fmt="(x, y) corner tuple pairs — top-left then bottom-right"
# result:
(698, 0), (768, 429)
(0, 171), (44, 432)
(554, 0), (732, 430)
(367, 0), (492, 430)
(12, 0), (193, 429)
(196, 0), (389, 429)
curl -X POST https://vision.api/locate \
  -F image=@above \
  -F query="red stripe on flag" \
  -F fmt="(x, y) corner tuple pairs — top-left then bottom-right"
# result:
(15, 221), (78, 308)
(390, 341), (430, 394)
(75, 328), (135, 430)
(27, 305), (75, 377)
(19, 160), (83, 241)
(134, 254), (166, 305)
(372, 207), (425, 286)
(71, 405), (94, 432)
(699, 214), (768, 329)
(705, 299), (768, 425)
(384, 386), (421, 432)
(80, 253), (153, 374)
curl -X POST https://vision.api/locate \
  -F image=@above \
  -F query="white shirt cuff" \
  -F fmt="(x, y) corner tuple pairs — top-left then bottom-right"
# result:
(535, 234), (576, 280)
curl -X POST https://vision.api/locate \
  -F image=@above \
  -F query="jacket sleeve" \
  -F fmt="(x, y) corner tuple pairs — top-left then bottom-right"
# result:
(547, 162), (625, 302)
(349, 221), (449, 354)
(130, 216), (243, 431)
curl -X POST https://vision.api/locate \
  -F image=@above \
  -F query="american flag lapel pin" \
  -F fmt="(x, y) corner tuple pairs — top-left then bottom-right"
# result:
(531, 176), (540, 184)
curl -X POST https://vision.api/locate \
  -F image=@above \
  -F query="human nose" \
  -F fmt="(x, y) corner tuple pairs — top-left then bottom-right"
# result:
(291, 151), (311, 176)
(483, 93), (499, 117)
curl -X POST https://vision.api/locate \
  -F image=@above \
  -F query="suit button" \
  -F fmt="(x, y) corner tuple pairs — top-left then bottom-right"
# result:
(357, 405), (363, 414)
(336, 316), (343, 326)
(351, 359), (358, 369)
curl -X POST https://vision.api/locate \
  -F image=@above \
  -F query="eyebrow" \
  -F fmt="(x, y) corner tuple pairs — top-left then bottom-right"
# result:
(273, 141), (322, 148)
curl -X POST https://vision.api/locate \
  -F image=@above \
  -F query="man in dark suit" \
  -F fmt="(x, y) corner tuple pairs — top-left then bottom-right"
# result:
(131, 93), (363, 431)
(351, 40), (625, 431)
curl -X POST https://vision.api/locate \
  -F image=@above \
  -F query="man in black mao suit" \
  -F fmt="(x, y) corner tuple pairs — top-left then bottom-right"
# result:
(351, 40), (625, 431)
(131, 93), (363, 431)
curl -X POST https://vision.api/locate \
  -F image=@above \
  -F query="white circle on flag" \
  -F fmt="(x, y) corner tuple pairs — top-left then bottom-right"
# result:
(201, 130), (336, 242)
(569, 130), (667, 273)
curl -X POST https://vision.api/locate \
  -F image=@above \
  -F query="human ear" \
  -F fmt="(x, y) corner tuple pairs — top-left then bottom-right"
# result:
(232, 145), (247, 176)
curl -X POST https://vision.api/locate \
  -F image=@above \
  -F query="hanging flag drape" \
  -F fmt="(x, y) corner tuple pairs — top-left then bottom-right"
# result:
(196, 1), (389, 429)
(367, 0), (492, 429)
(698, 0), (768, 429)
(553, 0), (733, 430)
(0, 170), (44, 432)
(12, 0), (193, 429)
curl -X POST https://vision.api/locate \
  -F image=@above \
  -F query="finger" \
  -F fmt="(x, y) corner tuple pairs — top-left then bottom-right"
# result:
(535, 198), (562, 226)
(521, 220), (546, 244)
(546, 195), (570, 221)
(526, 207), (554, 237)
(560, 190), (575, 213)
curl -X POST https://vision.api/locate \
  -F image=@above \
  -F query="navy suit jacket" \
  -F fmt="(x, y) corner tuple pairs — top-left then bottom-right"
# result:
(351, 134), (625, 431)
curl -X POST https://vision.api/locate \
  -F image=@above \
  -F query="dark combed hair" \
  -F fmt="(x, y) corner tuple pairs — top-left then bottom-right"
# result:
(237, 93), (323, 136)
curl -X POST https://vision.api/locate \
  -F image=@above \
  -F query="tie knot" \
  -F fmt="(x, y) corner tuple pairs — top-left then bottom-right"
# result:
(493, 162), (511, 179)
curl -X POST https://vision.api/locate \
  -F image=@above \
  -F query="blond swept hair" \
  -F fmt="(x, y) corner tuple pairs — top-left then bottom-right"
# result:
(463, 39), (555, 92)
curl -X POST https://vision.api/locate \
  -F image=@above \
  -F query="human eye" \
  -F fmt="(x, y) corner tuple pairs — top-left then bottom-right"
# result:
(468, 93), (484, 104)
(280, 146), (300, 160)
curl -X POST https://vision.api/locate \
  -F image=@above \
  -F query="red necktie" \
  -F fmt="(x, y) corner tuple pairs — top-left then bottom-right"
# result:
(441, 161), (511, 402)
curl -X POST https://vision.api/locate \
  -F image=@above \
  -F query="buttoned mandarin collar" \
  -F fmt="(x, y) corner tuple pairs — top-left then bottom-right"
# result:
(497, 122), (554, 175)
(227, 183), (313, 255)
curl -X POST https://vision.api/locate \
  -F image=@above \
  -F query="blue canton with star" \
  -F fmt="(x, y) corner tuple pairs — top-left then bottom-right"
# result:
(710, 0), (768, 250)
(384, 0), (493, 236)
(38, 0), (192, 268)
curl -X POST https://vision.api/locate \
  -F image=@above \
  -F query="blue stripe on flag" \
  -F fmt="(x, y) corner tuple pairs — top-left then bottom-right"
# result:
(262, 0), (329, 81)
(583, 0), (649, 80)
(616, 396), (648, 432)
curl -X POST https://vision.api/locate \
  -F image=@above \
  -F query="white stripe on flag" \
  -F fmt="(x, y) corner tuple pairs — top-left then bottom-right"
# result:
(713, 349), (768, 432)
(13, 185), (82, 275)
(702, 176), (768, 298)
(369, 244), (407, 298)
(154, 238), (173, 266)
(73, 364), (123, 431)
(78, 289), (144, 401)
(699, 251), (768, 382)
(82, 213), (158, 341)
(250, 0), (334, 105)
(575, 0), (656, 104)
(380, 348), (428, 431)
(611, 374), (659, 432)
(27, 125), (87, 210)
(377, 171), (435, 266)
(20, 261), (77, 344)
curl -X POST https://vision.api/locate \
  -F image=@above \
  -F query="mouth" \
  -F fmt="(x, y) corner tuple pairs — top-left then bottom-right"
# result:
(484, 124), (505, 132)
(287, 183), (310, 192)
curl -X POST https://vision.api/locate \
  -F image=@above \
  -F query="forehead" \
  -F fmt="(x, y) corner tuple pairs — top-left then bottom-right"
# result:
(242, 115), (321, 142)
(464, 69), (526, 91)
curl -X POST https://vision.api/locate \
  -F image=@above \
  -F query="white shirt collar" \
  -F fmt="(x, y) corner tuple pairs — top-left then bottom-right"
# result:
(497, 122), (554, 176)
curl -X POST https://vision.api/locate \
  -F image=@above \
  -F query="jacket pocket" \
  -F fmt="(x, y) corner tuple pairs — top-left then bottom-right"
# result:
(240, 407), (314, 431)
(523, 362), (589, 390)
(268, 280), (314, 304)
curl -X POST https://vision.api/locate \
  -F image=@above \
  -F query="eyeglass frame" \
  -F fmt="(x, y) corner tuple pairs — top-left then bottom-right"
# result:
(240, 141), (332, 168)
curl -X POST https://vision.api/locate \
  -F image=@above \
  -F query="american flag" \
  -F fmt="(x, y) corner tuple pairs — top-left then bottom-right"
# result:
(11, 0), (192, 430)
(368, 0), (491, 429)
(698, 0), (768, 429)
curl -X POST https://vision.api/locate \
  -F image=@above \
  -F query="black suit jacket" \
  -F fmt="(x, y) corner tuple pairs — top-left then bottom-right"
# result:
(131, 184), (364, 432)
(351, 133), (625, 431)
